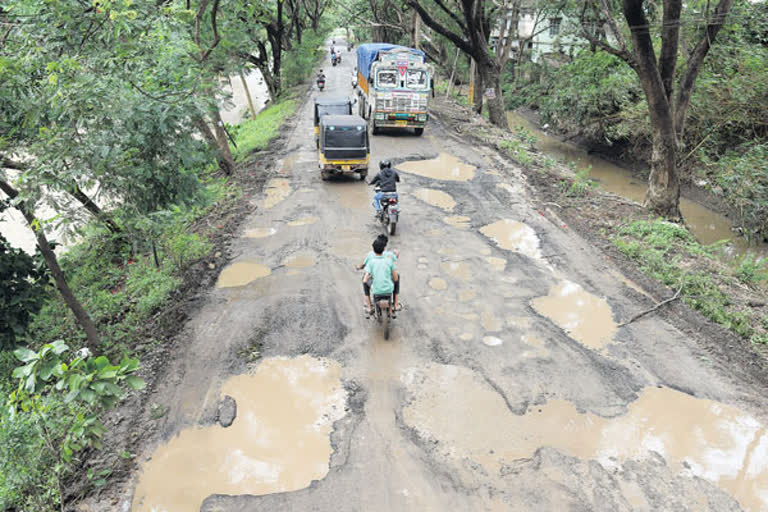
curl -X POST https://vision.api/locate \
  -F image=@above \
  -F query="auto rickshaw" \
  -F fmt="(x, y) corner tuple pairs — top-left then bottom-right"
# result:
(318, 115), (369, 181)
(314, 96), (353, 147)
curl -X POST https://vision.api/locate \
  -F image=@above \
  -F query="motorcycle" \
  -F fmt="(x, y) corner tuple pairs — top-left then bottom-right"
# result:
(317, 78), (325, 91)
(372, 292), (394, 339)
(375, 188), (399, 236)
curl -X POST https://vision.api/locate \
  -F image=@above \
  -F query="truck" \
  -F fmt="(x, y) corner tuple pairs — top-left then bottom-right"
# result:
(354, 43), (432, 136)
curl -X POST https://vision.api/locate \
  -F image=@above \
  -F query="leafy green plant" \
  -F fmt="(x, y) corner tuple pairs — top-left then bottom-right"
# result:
(559, 166), (596, 198)
(733, 253), (768, 284)
(5, 341), (144, 510)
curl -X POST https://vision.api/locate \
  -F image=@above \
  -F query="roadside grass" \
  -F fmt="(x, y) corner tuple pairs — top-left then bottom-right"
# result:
(612, 219), (768, 344)
(229, 98), (297, 161)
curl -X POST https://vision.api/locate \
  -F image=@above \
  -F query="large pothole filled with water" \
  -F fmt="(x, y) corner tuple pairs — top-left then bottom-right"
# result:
(132, 356), (347, 512)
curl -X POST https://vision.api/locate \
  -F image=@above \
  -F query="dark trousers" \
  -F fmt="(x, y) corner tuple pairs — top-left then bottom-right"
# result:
(363, 277), (400, 296)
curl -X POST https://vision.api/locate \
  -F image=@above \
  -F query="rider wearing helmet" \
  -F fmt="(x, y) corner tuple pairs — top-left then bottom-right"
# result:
(369, 160), (400, 213)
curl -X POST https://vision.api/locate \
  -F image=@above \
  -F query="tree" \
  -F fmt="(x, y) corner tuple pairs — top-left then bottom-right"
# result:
(0, 180), (100, 350)
(407, 0), (510, 128)
(580, 0), (735, 218)
(0, 230), (49, 348)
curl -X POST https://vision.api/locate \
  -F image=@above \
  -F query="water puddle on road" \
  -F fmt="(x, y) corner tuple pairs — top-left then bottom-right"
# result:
(482, 336), (503, 347)
(216, 262), (272, 288)
(287, 216), (318, 226)
(402, 363), (768, 512)
(481, 311), (502, 332)
(486, 257), (507, 272)
(442, 216), (471, 229)
(412, 188), (456, 212)
(282, 254), (316, 268)
(480, 219), (542, 260)
(262, 178), (292, 209)
(244, 227), (277, 239)
(530, 280), (617, 349)
(506, 316), (532, 329)
(397, 153), (476, 182)
(440, 261), (472, 281)
(429, 277), (448, 290)
(459, 289), (477, 302)
(132, 356), (346, 512)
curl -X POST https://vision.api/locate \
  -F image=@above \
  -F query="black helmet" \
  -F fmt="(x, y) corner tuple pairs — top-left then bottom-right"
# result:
(379, 160), (392, 170)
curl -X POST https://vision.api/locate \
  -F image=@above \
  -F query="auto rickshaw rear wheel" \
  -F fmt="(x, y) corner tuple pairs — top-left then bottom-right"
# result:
(321, 170), (331, 181)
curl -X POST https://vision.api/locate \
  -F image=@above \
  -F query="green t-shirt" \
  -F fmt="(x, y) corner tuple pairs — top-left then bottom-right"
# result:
(363, 250), (396, 268)
(365, 254), (395, 296)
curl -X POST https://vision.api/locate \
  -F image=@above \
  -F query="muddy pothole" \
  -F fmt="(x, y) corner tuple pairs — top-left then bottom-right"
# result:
(132, 356), (346, 512)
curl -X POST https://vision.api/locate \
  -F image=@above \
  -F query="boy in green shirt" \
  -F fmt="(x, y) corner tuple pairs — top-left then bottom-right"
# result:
(361, 236), (399, 318)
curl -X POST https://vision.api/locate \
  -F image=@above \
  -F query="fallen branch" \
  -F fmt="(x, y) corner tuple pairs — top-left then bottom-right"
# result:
(619, 285), (683, 327)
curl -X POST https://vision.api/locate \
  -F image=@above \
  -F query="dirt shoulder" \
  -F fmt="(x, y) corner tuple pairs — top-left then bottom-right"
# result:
(429, 95), (768, 397)
(70, 93), (310, 509)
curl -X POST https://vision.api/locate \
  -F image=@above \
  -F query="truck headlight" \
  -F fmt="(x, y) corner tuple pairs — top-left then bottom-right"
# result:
(418, 114), (428, 121)
(375, 113), (385, 120)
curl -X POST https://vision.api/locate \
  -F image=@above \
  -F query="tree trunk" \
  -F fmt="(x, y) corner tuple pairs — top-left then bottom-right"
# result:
(472, 60), (483, 114)
(478, 62), (508, 129)
(211, 109), (235, 175)
(68, 184), (121, 234)
(0, 179), (100, 350)
(410, 10), (421, 49)
(194, 116), (235, 175)
(239, 70), (258, 119)
(644, 119), (681, 218)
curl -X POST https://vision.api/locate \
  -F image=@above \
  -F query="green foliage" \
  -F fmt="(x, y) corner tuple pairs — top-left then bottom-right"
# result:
(0, 232), (49, 348)
(283, 32), (328, 88)
(702, 143), (768, 241)
(230, 99), (297, 161)
(534, 50), (641, 142)
(1, 342), (144, 510)
(612, 219), (764, 342)
(559, 165), (596, 198)
(733, 254), (768, 285)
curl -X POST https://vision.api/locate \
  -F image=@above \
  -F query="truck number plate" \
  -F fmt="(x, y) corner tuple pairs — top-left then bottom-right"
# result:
(396, 120), (408, 127)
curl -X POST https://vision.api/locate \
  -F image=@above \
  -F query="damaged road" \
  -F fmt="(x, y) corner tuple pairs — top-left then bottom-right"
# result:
(119, 52), (768, 512)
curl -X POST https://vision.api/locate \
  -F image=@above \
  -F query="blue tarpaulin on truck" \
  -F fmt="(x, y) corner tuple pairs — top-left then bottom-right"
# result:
(356, 43), (426, 81)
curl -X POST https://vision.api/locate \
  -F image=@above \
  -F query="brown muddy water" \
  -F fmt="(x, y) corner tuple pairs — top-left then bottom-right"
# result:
(412, 188), (456, 212)
(132, 356), (346, 512)
(262, 178), (292, 209)
(442, 215), (471, 229)
(480, 219), (543, 260)
(397, 153), (476, 182)
(403, 363), (768, 512)
(216, 262), (272, 288)
(506, 112), (768, 257)
(530, 280), (618, 350)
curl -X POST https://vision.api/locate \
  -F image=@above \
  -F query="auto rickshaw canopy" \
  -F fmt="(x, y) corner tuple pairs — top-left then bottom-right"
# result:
(319, 115), (368, 160)
(313, 96), (353, 127)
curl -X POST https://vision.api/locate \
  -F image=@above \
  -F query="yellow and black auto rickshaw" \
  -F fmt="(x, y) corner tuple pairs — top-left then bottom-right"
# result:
(314, 96), (353, 147)
(318, 115), (369, 181)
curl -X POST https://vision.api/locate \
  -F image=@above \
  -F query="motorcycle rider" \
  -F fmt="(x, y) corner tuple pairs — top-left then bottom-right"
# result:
(369, 160), (399, 214)
(357, 234), (400, 317)
(362, 236), (399, 318)
(316, 69), (326, 89)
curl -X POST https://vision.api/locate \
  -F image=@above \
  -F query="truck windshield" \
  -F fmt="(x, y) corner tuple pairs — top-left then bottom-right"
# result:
(406, 69), (428, 90)
(376, 69), (398, 89)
